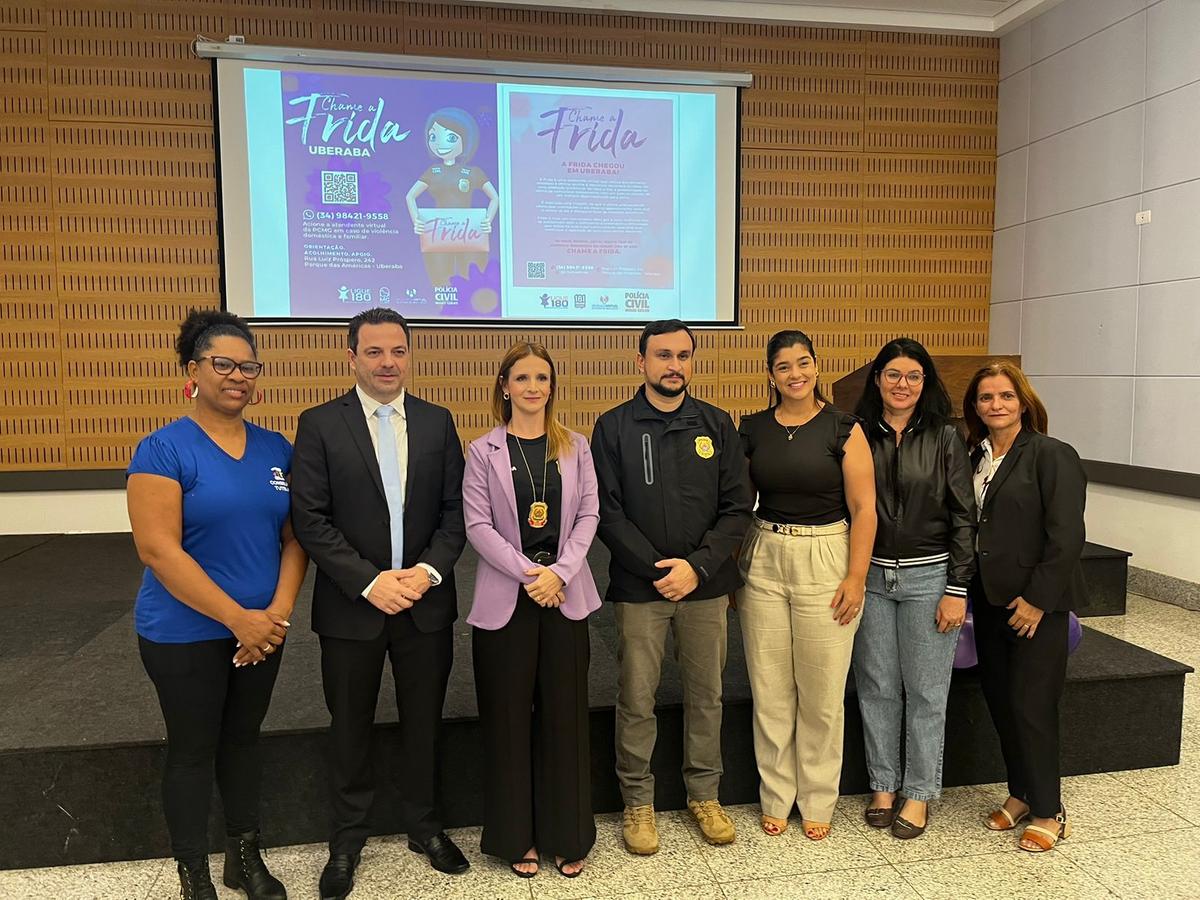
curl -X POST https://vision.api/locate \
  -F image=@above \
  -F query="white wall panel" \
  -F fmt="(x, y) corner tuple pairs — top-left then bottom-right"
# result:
(988, 299), (1022, 354)
(998, 67), (1031, 154)
(1029, 13), (1146, 141)
(1000, 21), (1031, 80)
(1140, 179), (1200, 284)
(1029, 375), (1134, 464)
(1136, 279), (1200, 376)
(1147, 0), (1200, 96)
(1023, 197), (1140, 298)
(990, 225), (1025, 302)
(990, 0), (1200, 482)
(1030, 0), (1146, 64)
(1026, 104), (1144, 220)
(995, 148), (1028, 229)
(1020, 288), (1137, 376)
(1143, 80), (1200, 190)
(1087, 484), (1200, 583)
(1132, 377), (1200, 473)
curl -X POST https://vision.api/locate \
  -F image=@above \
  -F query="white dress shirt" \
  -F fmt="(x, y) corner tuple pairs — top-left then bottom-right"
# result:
(355, 386), (442, 597)
(356, 384), (409, 474)
(973, 437), (1006, 513)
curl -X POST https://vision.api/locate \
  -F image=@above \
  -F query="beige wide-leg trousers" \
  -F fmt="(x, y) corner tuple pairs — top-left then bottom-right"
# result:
(737, 520), (857, 825)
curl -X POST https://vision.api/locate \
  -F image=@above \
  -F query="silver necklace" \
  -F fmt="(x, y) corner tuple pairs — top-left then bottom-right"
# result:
(775, 404), (821, 441)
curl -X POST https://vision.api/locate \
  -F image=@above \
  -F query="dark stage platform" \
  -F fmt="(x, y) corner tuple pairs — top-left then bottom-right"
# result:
(1079, 541), (1133, 617)
(0, 533), (1191, 870)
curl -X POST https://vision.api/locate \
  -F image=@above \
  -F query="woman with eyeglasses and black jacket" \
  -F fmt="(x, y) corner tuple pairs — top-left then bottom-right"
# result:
(851, 338), (976, 840)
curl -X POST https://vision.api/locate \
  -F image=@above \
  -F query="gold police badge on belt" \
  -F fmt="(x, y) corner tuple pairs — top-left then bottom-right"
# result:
(695, 436), (715, 459)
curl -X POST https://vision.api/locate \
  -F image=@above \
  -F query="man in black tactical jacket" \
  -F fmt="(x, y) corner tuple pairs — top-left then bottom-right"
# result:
(590, 319), (754, 855)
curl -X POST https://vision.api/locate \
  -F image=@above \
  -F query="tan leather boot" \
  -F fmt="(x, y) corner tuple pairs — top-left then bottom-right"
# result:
(622, 804), (659, 855)
(688, 798), (736, 845)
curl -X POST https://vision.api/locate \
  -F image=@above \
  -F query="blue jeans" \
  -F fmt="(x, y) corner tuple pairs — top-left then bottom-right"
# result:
(852, 562), (958, 801)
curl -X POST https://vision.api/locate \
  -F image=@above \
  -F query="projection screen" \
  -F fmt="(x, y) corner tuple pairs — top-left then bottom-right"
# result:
(204, 44), (747, 327)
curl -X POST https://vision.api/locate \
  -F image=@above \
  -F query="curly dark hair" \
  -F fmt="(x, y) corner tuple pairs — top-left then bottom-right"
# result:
(175, 309), (256, 368)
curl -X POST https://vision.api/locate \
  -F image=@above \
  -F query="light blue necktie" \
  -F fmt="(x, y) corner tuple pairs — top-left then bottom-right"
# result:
(375, 405), (405, 568)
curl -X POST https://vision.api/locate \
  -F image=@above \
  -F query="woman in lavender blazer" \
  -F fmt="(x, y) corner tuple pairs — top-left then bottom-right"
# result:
(463, 341), (601, 880)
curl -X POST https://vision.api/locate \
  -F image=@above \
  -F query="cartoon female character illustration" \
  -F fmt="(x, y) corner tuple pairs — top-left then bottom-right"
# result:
(406, 107), (499, 289)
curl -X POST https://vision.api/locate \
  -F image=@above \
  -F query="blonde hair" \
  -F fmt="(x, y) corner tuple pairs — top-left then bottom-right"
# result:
(491, 342), (572, 461)
(962, 360), (1049, 447)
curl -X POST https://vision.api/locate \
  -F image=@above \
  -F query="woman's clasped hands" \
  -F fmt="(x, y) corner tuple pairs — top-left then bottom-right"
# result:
(524, 565), (566, 608)
(231, 608), (290, 667)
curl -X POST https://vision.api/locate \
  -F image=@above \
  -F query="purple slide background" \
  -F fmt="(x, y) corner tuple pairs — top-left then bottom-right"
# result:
(278, 71), (502, 318)
(507, 90), (675, 290)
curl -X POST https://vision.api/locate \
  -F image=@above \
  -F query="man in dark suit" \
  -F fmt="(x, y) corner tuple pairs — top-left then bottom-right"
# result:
(291, 308), (469, 899)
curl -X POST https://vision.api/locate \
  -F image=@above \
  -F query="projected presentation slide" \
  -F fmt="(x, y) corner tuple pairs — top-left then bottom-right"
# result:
(218, 60), (738, 324)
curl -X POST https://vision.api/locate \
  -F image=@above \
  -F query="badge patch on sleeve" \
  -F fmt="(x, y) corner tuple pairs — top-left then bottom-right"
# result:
(694, 436), (715, 459)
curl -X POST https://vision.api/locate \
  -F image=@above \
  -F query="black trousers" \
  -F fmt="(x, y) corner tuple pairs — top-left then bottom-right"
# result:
(472, 590), (595, 863)
(320, 611), (452, 853)
(971, 578), (1069, 818)
(139, 635), (284, 862)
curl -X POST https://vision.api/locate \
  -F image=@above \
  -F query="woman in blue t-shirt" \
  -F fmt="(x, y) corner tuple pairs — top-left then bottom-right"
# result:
(127, 310), (307, 900)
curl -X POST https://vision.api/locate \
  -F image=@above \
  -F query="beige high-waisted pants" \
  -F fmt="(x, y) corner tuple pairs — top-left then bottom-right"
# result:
(737, 519), (858, 824)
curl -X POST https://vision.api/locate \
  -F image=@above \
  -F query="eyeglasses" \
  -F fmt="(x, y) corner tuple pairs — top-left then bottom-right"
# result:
(199, 356), (264, 378)
(882, 369), (924, 386)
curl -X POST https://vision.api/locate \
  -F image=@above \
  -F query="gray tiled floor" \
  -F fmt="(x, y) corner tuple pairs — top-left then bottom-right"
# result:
(2, 593), (1196, 900)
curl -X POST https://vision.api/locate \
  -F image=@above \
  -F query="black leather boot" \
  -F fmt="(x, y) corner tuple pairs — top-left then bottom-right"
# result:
(222, 830), (288, 899)
(177, 857), (218, 900)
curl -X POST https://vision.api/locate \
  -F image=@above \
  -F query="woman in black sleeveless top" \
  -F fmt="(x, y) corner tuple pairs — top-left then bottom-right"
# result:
(737, 330), (876, 841)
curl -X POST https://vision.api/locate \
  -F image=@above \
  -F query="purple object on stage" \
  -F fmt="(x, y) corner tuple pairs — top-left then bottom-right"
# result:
(1068, 610), (1083, 654)
(953, 598), (1083, 669)
(954, 599), (978, 669)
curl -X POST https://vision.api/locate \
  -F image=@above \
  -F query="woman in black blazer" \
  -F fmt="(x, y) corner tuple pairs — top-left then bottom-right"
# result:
(963, 361), (1087, 853)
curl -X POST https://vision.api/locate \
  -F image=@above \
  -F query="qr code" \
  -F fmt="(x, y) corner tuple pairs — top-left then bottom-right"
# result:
(322, 170), (358, 205)
(526, 261), (547, 280)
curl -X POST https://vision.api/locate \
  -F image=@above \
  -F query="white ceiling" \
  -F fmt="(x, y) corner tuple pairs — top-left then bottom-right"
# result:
(458, 0), (1067, 34)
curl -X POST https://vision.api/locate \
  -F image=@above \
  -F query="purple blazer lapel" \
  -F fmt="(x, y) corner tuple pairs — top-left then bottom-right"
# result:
(485, 427), (522, 540)
(556, 436), (578, 555)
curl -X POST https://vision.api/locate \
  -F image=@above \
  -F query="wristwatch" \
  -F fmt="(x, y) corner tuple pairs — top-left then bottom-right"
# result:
(417, 562), (442, 587)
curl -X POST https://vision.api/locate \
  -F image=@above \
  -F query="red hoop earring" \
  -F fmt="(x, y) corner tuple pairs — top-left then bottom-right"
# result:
(248, 389), (264, 406)
(183, 380), (198, 400)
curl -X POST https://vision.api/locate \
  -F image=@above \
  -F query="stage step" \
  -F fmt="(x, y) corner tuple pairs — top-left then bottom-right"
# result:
(0, 623), (1189, 870)
(0, 535), (1184, 871)
(1080, 541), (1133, 617)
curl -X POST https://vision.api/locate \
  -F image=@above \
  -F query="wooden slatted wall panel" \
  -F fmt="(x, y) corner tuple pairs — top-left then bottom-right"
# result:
(0, 1), (997, 470)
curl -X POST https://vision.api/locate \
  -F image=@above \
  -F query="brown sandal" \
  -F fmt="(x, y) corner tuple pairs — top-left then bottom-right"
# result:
(1019, 809), (1070, 852)
(761, 814), (788, 836)
(985, 802), (1030, 831)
